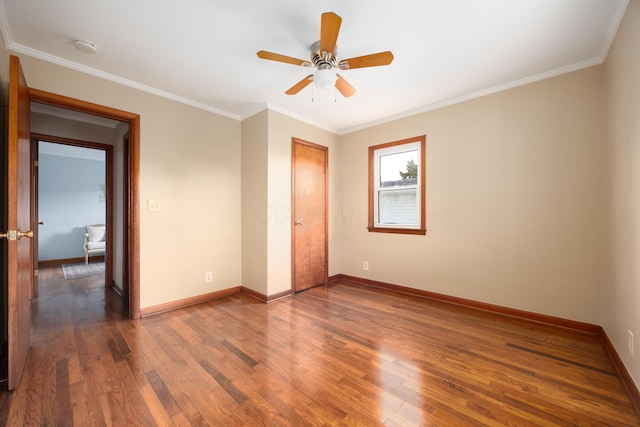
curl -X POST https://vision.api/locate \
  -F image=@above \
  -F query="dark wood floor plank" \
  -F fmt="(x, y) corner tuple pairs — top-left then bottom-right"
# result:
(146, 369), (182, 417)
(139, 382), (175, 426)
(69, 381), (90, 427)
(1, 267), (639, 425)
(114, 359), (157, 426)
(54, 358), (73, 426)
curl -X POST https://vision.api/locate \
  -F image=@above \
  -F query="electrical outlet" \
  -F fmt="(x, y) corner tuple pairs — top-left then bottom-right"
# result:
(205, 272), (213, 283)
(629, 330), (634, 356)
(363, 261), (369, 271)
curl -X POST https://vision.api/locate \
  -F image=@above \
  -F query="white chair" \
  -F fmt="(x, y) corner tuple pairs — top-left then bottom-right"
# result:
(84, 224), (106, 264)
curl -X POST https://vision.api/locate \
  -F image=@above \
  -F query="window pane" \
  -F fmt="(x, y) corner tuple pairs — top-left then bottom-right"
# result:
(368, 135), (426, 235)
(379, 150), (418, 187)
(378, 189), (417, 225)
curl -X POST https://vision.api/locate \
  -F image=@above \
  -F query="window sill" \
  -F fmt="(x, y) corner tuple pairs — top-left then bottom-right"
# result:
(367, 226), (426, 235)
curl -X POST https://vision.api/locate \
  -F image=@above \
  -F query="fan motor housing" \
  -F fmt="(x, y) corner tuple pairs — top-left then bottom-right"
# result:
(311, 40), (337, 70)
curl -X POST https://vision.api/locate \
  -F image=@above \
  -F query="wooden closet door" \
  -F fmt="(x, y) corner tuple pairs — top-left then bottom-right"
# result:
(292, 139), (328, 292)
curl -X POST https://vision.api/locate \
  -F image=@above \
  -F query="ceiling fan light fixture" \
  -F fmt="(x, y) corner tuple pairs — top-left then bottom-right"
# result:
(257, 12), (393, 97)
(313, 68), (336, 90)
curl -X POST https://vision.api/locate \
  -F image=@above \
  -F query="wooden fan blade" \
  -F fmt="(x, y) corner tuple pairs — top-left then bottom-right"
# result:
(320, 12), (342, 54)
(335, 74), (356, 98)
(257, 50), (311, 67)
(338, 51), (394, 70)
(285, 75), (314, 95)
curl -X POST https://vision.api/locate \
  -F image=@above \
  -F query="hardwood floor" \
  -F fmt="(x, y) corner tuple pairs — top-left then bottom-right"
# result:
(1, 266), (639, 426)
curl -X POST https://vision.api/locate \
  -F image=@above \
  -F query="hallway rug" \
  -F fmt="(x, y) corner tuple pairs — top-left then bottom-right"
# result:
(62, 262), (105, 280)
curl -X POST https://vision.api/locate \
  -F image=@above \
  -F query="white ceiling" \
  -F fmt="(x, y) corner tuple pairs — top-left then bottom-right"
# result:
(0, 0), (629, 134)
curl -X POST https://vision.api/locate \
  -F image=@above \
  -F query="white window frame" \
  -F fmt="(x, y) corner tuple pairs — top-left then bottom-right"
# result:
(368, 136), (426, 235)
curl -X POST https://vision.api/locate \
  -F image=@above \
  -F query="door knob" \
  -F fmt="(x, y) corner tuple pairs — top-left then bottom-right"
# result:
(0, 230), (18, 240)
(0, 230), (30, 240)
(295, 221), (303, 226)
(17, 230), (33, 239)
(38, 221), (44, 225)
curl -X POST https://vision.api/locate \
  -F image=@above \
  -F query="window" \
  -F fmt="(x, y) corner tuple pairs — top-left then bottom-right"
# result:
(368, 136), (426, 235)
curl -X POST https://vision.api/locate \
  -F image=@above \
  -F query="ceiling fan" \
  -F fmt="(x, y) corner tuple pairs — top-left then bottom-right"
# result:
(256, 12), (394, 98)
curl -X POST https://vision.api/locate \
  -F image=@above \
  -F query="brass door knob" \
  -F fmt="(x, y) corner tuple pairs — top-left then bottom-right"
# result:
(17, 230), (33, 239)
(1, 230), (17, 240)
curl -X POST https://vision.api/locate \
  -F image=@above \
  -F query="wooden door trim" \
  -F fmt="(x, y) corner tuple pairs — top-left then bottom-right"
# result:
(122, 132), (130, 297)
(31, 138), (39, 298)
(291, 137), (328, 292)
(28, 88), (141, 319)
(31, 133), (115, 289)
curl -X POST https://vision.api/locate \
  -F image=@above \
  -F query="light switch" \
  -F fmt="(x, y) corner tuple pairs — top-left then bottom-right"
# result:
(147, 199), (161, 212)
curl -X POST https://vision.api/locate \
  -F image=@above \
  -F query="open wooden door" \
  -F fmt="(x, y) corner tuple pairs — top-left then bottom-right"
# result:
(2, 55), (33, 390)
(292, 138), (328, 292)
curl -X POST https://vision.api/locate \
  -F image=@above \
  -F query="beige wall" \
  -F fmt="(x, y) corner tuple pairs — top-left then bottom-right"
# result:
(339, 66), (605, 324)
(603, 0), (640, 389)
(16, 54), (243, 309)
(241, 111), (269, 294)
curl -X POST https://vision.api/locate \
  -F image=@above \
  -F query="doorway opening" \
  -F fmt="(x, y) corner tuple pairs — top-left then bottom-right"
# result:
(32, 135), (124, 317)
(32, 131), (114, 286)
(29, 89), (140, 319)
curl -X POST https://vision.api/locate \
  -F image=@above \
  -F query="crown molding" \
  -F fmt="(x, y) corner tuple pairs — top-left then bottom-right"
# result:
(599, 0), (630, 60)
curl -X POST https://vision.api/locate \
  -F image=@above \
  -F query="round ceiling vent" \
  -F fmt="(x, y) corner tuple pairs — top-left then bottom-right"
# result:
(73, 39), (98, 54)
